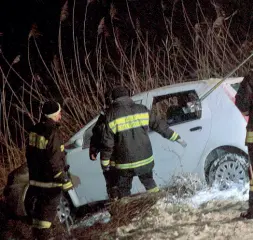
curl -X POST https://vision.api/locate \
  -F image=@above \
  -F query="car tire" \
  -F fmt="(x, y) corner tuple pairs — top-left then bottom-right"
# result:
(208, 152), (249, 190)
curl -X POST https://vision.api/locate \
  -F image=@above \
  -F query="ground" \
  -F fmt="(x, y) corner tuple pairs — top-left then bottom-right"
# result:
(2, 177), (253, 240)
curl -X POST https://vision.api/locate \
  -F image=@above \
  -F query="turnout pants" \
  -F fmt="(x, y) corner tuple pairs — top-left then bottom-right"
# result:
(247, 143), (253, 214)
(24, 186), (61, 240)
(117, 170), (159, 198)
(103, 167), (119, 199)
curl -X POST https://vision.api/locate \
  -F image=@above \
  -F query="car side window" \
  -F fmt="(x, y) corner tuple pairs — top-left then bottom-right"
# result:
(151, 90), (202, 126)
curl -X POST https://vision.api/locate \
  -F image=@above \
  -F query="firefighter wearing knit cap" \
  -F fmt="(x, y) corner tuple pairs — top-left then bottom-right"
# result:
(100, 86), (187, 198)
(25, 100), (73, 240)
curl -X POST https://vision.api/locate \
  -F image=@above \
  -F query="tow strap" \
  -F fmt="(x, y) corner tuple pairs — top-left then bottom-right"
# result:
(199, 51), (253, 102)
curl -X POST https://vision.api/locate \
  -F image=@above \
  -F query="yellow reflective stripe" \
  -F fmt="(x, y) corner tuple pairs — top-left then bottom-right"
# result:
(29, 132), (48, 149)
(29, 180), (62, 188)
(110, 161), (116, 167)
(62, 181), (73, 190)
(147, 186), (160, 193)
(54, 171), (62, 178)
(109, 113), (149, 133)
(29, 132), (36, 146)
(115, 156), (154, 169)
(246, 131), (253, 143)
(32, 219), (52, 229)
(22, 184), (29, 216)
(170, 132), (179, 141)
(116, 120), (149, 133)
(101, 160), (110, 166)
(60, 145), (64, 152)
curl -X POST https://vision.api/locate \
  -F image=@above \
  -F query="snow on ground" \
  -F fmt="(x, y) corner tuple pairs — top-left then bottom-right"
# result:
(115, 179), (253, 240)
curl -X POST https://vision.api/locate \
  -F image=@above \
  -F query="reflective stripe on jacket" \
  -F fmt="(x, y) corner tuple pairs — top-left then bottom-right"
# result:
(100, 96), (180, 175)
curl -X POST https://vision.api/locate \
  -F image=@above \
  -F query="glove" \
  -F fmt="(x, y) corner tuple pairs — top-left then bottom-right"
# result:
(102, 165), (110, 172)
(89, 146), (98, 161)
(177, 138), (187, 148)
(64, 164), (70, 172)
(55, 172), (73, 191)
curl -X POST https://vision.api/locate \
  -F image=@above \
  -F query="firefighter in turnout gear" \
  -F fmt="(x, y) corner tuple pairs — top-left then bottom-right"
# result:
(90, 90), (119, 200)
(235, 70), (253, 219)
(100, 86), (187, 198)
(25, 101), (73, 240)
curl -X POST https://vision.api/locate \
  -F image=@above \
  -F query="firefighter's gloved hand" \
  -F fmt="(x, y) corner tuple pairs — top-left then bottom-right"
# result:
(55, 172), (73, 191)
(64, 164), (70, 172)
(62, 177), (73, 191)
(102, 165), (110, 172)
(89, 147), (98, 161)
(177, 139), (187, 148)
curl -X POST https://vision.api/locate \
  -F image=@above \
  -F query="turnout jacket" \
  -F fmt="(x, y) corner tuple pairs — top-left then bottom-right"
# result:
(100, 96), (181, 175)
(26, 117), (72, 190)
(235, 71), (253, 144)
(89, 110), (106, 159)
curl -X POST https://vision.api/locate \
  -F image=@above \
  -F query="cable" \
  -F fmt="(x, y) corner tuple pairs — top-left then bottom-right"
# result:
(199, 51), (253, 101)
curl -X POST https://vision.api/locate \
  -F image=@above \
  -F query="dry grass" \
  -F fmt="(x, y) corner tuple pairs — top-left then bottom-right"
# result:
(1, 0), (252, 192)
(0, 4), (253, 238)
(0, 192), (163, 239)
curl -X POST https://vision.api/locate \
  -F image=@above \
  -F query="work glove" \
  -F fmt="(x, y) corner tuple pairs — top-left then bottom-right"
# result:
(55, 172), (73, 191)
(177, 138), (187, 148)
(64, 164), (70, 172)
(102, 165), (110, 172)
(89, 146), (98, 161)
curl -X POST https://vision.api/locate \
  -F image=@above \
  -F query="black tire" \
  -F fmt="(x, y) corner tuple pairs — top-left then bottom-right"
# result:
(208, 152), (249, 190)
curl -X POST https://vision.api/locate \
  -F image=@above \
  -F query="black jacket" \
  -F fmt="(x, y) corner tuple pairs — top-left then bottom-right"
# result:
(26, 117), (69, 186)
(89, 111), (106, 159)
(100, 96), (181, 175)
(235, 71), (253, 130)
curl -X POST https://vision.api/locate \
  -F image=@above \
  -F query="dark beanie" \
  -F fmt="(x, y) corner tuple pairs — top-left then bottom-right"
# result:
(42, 101), (61, 118)
(111, 86), (129, 100)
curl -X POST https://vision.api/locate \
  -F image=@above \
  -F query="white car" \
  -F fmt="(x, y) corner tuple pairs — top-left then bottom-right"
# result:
(65, 77), (249, 208)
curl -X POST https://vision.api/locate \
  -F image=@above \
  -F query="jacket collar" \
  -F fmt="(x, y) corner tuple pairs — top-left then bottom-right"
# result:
(41, 116), (60, 127)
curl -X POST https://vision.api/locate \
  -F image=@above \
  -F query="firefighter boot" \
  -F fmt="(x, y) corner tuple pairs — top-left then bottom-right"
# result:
(240, 190), (253, 219)
(241, 165), (253, 219)
(32, 228), (51, 240)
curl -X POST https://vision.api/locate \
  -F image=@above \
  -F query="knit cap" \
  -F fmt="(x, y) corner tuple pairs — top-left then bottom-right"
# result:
(42, 101), (61, 119)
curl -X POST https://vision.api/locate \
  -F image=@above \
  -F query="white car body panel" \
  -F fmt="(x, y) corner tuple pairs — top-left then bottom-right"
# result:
(65, 77), (248, 207)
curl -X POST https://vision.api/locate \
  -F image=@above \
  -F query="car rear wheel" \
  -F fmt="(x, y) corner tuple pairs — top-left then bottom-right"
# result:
(208, 153), (249, 190)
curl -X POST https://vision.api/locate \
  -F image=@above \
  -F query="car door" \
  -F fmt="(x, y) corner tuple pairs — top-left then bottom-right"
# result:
(146, 86), (212, 187)
(66, 94), (148, 206)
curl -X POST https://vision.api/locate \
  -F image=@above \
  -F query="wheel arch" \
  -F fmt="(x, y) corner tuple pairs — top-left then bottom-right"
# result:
(204, 145), (248, 183)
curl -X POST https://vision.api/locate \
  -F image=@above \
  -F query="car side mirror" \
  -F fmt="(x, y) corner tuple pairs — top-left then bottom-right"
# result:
(74, 139), (83, 148)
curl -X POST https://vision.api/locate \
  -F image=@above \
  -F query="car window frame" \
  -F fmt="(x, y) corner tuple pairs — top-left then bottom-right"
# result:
(151, 89), (202, 126)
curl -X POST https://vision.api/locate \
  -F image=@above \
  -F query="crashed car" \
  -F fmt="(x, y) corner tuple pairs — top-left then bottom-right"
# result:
(65, 77), (249, 208)
(3, 77), (249, 218)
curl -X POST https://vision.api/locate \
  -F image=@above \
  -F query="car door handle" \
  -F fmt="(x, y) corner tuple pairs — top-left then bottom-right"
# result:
(190, 126), (202, 131)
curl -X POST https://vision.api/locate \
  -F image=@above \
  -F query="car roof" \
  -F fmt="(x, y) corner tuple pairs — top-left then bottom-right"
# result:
(66, 77), (244, 145)
(132, 77), (244, 99)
